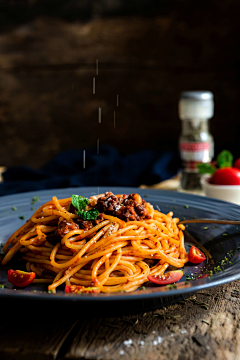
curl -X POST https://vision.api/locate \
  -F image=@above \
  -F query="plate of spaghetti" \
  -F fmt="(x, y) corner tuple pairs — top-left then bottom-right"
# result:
(1, 187), (240, 314)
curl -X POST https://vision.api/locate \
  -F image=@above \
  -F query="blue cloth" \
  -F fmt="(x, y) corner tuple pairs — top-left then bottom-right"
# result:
(0, 146), (179, 196)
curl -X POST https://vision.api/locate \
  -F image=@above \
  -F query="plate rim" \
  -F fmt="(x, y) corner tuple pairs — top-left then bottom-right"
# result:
(1, 186), (240, 302)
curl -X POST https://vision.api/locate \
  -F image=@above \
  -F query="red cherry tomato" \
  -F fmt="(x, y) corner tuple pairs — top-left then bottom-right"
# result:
(212, 168), (240, 185)
(188, 246), (206, 264)
(65, 285), (100, 294)
(8, 269), (35, 287)
(234, 158), (240, 170)
(147, 270), (183, 285)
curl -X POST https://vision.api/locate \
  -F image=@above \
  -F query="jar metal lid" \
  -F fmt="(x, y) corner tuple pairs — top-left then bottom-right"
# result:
(179, 90), (214, 120)
(180, 91), (213, 100)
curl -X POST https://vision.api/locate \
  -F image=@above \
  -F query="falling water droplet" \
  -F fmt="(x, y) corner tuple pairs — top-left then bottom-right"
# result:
(83, 150), (86, 169)
(98, 107), (102, 123)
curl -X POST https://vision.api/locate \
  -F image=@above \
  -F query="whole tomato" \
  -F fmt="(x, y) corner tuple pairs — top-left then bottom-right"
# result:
(234, 158), (240, 170)
(212, 168), (240, 185)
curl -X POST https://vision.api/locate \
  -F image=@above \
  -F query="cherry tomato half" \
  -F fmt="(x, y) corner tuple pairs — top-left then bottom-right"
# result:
(212, 168), (240, 185)
(65, 285), (100, 294)
(147, 270), (183, 285)
(188, 246), (206, 264)
(8, 269), (35, 287)
(234, 158), (240, 170)
(197, 274), (209, 279)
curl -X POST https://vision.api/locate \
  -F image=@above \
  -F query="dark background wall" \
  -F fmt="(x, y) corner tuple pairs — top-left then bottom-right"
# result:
(0, 0), (239, 168)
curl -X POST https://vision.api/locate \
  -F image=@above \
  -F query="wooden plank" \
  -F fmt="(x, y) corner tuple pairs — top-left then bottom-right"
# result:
(0, 313), (78, 360)
(0, 65), (238, 169)
(0, 13), (240, 168)
(0, 280), (239, 360)
(64, 281), (240, 360)
(0, 0), (181, 25)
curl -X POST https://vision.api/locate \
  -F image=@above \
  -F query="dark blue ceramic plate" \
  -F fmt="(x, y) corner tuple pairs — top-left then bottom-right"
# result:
(1, 187), (240, 315)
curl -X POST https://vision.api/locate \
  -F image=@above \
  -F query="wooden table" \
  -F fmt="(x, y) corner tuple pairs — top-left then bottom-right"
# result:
(0, 281), (240, 360)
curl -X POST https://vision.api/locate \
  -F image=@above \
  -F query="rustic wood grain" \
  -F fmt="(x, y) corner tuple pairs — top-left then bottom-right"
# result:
(0, 281), (240, 360)
(64, 281), (240, 360)
(1, 1), (240, 167)
(0, 315), (78, 360)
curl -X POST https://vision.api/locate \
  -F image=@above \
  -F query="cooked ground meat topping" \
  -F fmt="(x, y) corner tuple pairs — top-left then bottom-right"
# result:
(55, 193), (152, 238)
(95, 192), (152, 221)
(75, 213), (105, 230)
(55, 219), (80, 238)
(75, 219), (93, 231)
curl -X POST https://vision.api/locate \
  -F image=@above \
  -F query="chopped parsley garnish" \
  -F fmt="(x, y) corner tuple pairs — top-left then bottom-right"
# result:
(31, 196), (40, 205)
(12, 206), (17, 211)
(0, 284), (4, 289)
(203, 227), (209, 230)
(71, 194), (99, 220)
(214, 265), (222, 273)
(71, 194), (89, 212)
(77, 208), (99, 221)
(184, 205), (189, 209)
(19, 216), (25, 220)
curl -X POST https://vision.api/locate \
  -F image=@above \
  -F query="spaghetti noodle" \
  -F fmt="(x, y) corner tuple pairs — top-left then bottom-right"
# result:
(1, 192), (189, 293)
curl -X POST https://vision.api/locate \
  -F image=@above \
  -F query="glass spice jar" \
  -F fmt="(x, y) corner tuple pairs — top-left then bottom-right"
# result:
(178, 91), (214, 192)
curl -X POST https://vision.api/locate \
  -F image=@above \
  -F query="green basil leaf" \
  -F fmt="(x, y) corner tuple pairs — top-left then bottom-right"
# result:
(71, 195), (89, 212)
(77, 208), (99, 220)
(71, 195), (79, 209)
(197, 163), (216, 175)
(217, 150), (233, 168)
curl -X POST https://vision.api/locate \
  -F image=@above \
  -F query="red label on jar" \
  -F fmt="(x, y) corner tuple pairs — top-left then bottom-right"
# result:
(180, 141), (212, 171)
(180, 142), (210, 152)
